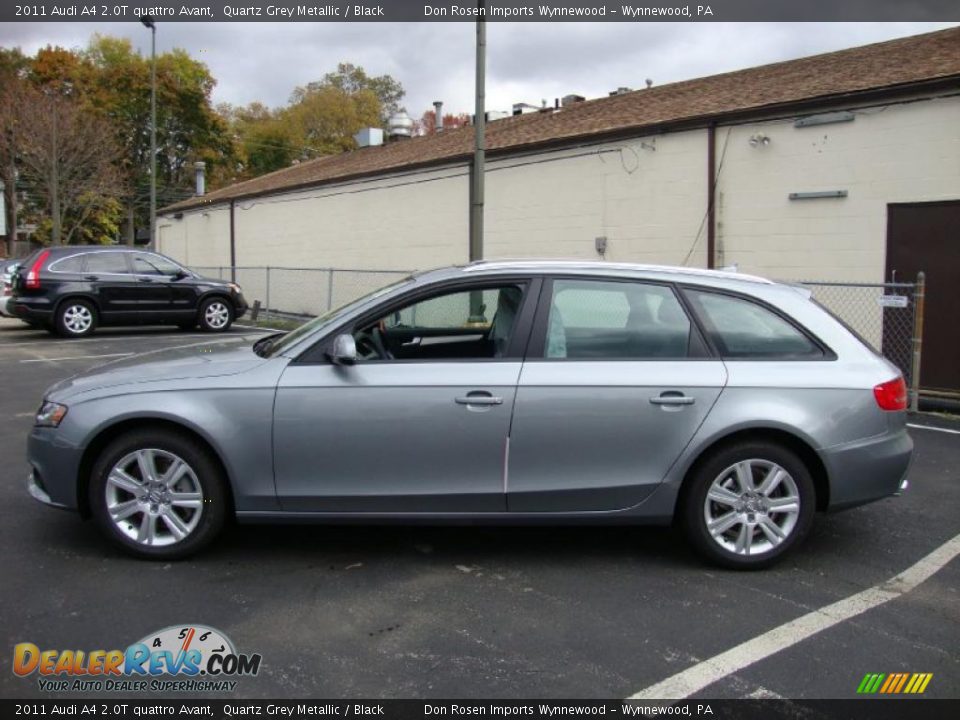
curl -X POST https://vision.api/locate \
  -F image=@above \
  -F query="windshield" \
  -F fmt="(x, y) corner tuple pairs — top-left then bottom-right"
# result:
(261, 275), (414, 357)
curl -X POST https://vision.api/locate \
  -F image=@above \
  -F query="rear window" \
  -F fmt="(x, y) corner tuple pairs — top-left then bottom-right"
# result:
(686, 290), (822, 359)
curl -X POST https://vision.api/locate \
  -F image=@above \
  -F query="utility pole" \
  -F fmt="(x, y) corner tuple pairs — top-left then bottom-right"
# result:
(51, 104), (60, 244)
(6, 129), (16, 254)
(469, 1), (486, 263)
(142, 16), (157, 250)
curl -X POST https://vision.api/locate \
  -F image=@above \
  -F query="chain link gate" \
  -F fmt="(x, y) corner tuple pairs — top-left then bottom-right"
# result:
(801, 273), (925, 410)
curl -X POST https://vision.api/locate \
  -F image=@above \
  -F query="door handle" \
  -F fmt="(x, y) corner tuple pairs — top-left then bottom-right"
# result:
(138, 277), (155, 283)
(84, 275), (99, 281)
(455, 392), (503, 406)
(650, 393), (695, 406)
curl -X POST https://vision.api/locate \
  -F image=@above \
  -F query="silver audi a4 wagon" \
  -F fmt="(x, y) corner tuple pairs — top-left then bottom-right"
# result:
(27, 261), (913, 568)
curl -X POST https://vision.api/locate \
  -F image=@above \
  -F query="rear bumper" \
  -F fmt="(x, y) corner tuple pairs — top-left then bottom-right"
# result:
(12, 295), (53, 323)
(820, 428), (913, 512)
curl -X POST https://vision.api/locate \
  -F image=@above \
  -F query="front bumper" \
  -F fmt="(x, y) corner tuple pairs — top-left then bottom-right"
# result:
(233, 293), (249, 319)
(26, 427), (84, 512)
(820, 428), (913, 511)
(28, 469), (69, 509)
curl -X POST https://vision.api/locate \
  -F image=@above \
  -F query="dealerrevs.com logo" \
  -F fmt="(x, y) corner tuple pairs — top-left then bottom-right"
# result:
(13, 624), (262, 692)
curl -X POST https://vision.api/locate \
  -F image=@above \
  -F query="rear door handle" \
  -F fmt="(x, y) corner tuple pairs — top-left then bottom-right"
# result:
(455, 392), (503, 407)
(650, 393), (695, 406)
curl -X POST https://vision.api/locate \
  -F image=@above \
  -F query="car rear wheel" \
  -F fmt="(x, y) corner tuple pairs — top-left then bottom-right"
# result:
(681, 441), (815, 569)
(89, 429), (229, 560)
(198, 297), (233, 333)
(55, 299), (97, 338)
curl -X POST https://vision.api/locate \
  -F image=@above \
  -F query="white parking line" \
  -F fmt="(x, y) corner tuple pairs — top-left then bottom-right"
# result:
(627, 531), (960, 700)
(19, 353), (134, 364)
(908, 423), (960, 436)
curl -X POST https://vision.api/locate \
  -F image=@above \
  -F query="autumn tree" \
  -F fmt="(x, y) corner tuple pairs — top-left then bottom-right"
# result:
(415, 109), (471, 136)
(14, 84), (126, 244)
(304, 62), (406, 120)
(0, 48), (30, 252)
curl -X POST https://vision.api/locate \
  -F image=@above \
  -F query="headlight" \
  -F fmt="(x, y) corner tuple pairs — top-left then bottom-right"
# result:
(228, 283), (242, 293)
(35, 401), (68, 427)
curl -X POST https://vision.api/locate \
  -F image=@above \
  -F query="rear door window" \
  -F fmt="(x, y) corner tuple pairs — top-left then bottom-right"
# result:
(543, 279), (693, 359)
(84, 252), (131, 275)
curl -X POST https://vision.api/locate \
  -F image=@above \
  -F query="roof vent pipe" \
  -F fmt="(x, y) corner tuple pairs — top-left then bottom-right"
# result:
(433, 101), (443, 133)
(194, 161), (206, 197)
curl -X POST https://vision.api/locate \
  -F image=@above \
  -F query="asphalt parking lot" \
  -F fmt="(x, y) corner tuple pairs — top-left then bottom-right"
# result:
(0, 316), (957, 700)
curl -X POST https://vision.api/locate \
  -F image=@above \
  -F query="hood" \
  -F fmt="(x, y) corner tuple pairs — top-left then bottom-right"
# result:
(46, 340), (266, 400)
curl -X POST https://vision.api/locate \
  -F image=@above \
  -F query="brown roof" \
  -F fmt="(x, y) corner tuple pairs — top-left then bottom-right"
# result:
(165, 27), (960, 213)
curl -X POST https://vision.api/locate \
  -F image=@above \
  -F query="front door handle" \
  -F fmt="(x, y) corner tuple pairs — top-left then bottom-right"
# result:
(455, 392), (503, 407)
(650, 393), (695, 406)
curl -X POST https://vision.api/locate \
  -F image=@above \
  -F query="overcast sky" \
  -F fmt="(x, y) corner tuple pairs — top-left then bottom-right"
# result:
(2, 22), (956, 118)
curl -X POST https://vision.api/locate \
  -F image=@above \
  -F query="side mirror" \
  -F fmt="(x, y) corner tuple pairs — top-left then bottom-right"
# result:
(329, 334), (357, 366)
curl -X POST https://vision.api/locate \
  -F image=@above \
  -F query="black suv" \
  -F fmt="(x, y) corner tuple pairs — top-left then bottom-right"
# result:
(12, 246), (248, 337)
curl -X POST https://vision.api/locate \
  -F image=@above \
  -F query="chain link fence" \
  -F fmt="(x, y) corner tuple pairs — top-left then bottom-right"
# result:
(801, 275), (925, 409)
(193, 266), (411, 321)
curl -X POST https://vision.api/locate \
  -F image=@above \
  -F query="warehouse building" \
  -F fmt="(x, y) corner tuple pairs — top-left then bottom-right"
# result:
(161, 27), (960, 394)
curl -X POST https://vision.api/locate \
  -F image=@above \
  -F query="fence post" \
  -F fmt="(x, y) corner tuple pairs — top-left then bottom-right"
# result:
(265, 267), (271, 322)
(909, 271), (925, 413)
(326, 270), (334, 312)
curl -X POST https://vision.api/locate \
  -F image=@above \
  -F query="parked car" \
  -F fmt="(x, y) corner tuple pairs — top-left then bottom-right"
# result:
(26, 261), (912, 567)
(0, 259), (23, 318)
(11, 246), (247, 336)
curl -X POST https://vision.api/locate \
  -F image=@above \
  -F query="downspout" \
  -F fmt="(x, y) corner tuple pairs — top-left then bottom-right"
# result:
(229, 200), (237, 283)
(706, 123), (716, 269)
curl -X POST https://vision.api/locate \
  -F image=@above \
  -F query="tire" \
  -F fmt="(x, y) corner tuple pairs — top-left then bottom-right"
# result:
(198, 297), (233, 333)
(89, 428), (229, 560)
(55, 299), (98, 338)
(681, 441), (816, 570)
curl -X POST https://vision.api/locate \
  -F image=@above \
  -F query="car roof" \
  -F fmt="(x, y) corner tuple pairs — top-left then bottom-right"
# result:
(413, 259), (777, 292)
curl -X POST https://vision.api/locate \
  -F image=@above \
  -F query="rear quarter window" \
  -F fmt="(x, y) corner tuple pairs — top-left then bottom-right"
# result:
(686, 289), (823, 359)
(49, 255), (85, 273)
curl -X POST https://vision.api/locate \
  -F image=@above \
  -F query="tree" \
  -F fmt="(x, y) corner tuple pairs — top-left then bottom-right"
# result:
(0, 48), (30, 251)
(286, 85), (382, 156)
(81, 36), (235, 222)
(415, 109), (471, 136)
(300, 62), (406, 120)
(14, 85), (126, 245)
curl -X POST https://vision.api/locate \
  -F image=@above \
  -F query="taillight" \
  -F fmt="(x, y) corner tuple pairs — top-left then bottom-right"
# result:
(25, 250), (50, 290)
(874, 376), (907, 411)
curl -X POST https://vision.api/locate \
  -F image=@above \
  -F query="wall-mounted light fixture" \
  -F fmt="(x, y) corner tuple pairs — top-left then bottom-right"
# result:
(595, 236), (608, 257)
(748, 134), (771, 148)
(788, 190), (848, 200)
(794, 111), (855, 128)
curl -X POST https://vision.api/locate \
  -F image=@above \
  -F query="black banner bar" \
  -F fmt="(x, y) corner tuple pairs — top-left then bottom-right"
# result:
(2, 700), (960, 720)
(4, 0), (960, 23)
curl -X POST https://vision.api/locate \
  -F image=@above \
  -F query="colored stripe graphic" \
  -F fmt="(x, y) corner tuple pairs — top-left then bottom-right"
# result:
(858, 672), (932, 694)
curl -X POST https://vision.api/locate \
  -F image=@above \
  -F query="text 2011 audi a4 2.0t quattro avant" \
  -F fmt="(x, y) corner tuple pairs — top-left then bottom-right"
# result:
(27, 261), (912, 568)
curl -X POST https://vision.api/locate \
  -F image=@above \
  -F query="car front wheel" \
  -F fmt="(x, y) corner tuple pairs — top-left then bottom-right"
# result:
(682, 441), (815, 569)
(89, 429), (229, 559)
(198, 297), (233, 332)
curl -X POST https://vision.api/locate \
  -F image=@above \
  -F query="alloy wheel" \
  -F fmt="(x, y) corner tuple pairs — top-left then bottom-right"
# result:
(204, 301), (230, 329)
(62, 304), (93, 335)
(702, 459), (801, 556)
(104, 449), (204, 547)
